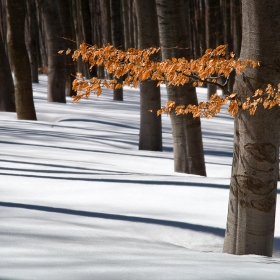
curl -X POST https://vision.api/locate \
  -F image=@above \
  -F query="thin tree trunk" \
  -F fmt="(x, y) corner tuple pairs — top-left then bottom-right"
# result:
(0, 32), (15, 112)
(6, 0), (36, 120)
(80, 0), (97, 77)
(110, 0), (123, 100)
(38, 0), (66, 103)
(156, 0), (206, 176)
(205, 0), (220, 99)
(135, 0), (162, 151)
(121, 0), (129, 50)
(36, 1), (48, 72)
(26, 0), (39, 83)
(58, 0), (77, 96)
(223, 0), (280, 257)
(227, 0), (242, 93)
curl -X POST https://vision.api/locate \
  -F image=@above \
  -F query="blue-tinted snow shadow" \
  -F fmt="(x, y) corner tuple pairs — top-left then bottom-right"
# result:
(0, 171), (230, 190)
(0, 201), (225, 237)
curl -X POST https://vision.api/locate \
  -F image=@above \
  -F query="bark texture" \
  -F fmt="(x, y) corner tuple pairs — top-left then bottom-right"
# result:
(58, 0), (77, 96)
(39, 0), (66, 103)
(135, 0), (162, 151)
(0, 30), (15, 112)
(6, 0), (36, 119)
(110, 0), (123, 100)
(156, 0), (206, 175)
(223, 0), (280, 257)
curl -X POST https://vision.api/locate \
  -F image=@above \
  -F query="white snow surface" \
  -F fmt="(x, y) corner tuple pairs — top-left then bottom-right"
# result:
(0, 75), (280, 279)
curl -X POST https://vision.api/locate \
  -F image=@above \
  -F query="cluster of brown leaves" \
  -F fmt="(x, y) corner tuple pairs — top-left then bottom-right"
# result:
(59, 43), (268, 117)
(158, 84), (280, 118)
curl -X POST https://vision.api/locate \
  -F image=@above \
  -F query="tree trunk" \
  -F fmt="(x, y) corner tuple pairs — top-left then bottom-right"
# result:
(227, 0), (242, 93)
(6, 0), (36, 120)
(135, 0), (162, 152)
(80, 0), (97, 77)
(0, 31), (15, 112)
(223, 0), (280, 257)
(36, 1), (48, 72)
(26, 0), (39, 83)
(156, 0), (206, 176)
(205, 0), (221, 99)
(58, 0), (77, 96)
(38, 0), (66, 103)
(110, 0), (123, 100)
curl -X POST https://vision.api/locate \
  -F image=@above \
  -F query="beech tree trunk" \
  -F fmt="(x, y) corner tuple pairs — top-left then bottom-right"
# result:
(135, 0), (162, 151)
(38, 0), (66, 103)
(205, 0), (220, 99)
(0, 31), (15, 112)
(110, 0), (123, 100)
(156, 0), (206, 176)
(223, 0), (280, 257)
(58, 0), (77, 96)
(6, 0), (36, 120)
(26, 0), (39, 83)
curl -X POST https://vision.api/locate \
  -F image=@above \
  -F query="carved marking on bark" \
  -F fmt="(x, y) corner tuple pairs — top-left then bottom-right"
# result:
(230, 178), (238, 197)
(240, 198), (250, 208)
(234, 175), (275, 195)
(230, 199), (235, 214)
(251, 198), (276, 213)
(244, 143), (277, 163)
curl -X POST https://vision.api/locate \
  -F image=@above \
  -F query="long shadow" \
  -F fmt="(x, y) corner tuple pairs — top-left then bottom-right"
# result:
(0, 127), (137, 147)
(0, 172), (230, 189)
(0, 140), (171, 160)
(57, 118), (138, 130)
(273, 237), (280, 253)
(0, 201), (225, 237)
(3, 172), (280, 194)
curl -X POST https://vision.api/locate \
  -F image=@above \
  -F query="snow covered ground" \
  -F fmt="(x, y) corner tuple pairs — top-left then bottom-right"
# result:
(0, 75), (280, 279)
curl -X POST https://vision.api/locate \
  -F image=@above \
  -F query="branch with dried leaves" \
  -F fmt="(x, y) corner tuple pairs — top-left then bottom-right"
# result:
(59, 43), (280, 118)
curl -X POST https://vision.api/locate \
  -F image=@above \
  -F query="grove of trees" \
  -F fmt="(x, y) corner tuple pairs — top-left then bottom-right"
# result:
(1, 0), (279, 258)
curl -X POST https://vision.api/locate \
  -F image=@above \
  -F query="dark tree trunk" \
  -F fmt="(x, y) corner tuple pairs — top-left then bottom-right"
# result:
(26, 0), (39, 83)
(135, 0), (162, 152)
(36, 1), (48, 72)
(223, 0), (280, 257)
(128, 0), (135, 48)
(121, 0), (129, 50)
(110, 0), (123, 100)
(38, 0), (66, 103)
(58, 0), (77, 96)
(227, 0), (242, 93)
(100, 0), (111, 44)
(6, 0), (36, 120)
(0, 0), (8, 51)
(0, 32), (15, 112)
(189, 0), (199, 58)
(156, 0), (206, 176)
(205, 0), (221, 99)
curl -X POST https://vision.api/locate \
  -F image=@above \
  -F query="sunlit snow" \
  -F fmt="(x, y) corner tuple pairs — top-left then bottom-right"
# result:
(0, 75), (280, 279)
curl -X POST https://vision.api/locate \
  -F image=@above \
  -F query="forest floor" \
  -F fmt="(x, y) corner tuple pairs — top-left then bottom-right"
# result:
(0, 75), (280, 279)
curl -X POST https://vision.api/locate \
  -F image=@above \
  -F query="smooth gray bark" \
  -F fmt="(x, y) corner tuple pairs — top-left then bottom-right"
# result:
(223, 0), (280, 257)
(156, 0), (206, 176)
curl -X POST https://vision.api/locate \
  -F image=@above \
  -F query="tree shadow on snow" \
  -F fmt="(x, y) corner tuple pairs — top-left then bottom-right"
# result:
(0, 201), (225, 237)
